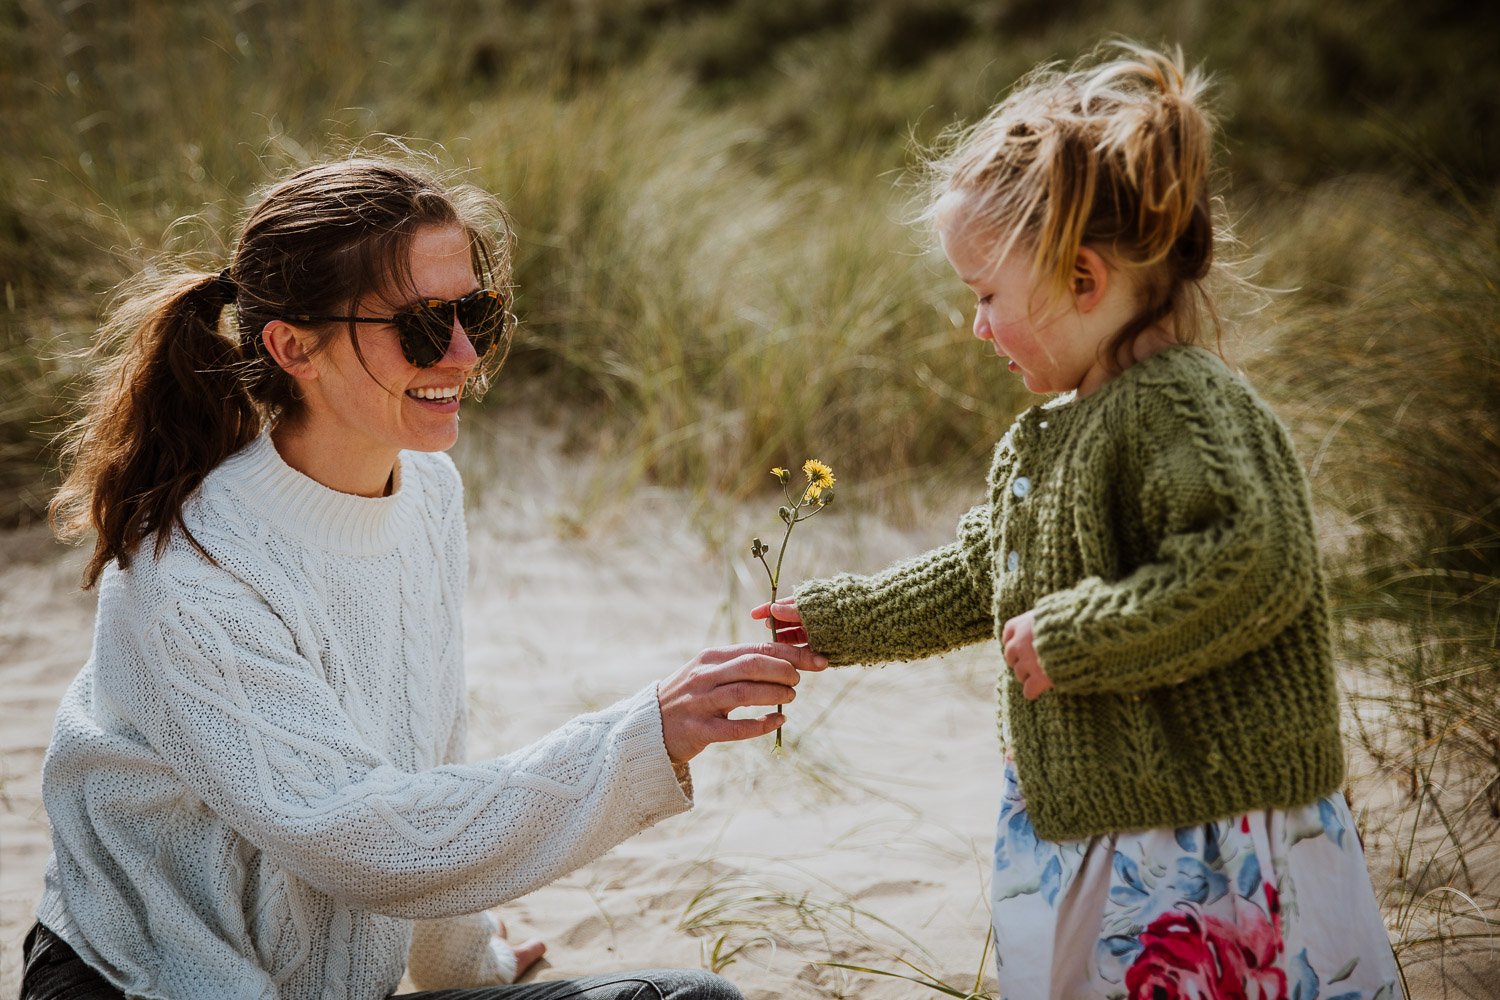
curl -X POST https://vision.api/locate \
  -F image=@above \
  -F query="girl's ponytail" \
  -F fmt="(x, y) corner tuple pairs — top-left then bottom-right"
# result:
(925, 43), (1224, 363)
(1091, 46), (1214, 281)
(51, 268), (260, 588)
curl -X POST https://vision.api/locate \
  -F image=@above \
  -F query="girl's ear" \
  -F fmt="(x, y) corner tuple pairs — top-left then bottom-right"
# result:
(262, 320), (321, 381)
(1072, 246), (1110, 313)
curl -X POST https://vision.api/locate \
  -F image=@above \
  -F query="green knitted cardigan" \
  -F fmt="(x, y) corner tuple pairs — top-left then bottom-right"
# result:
(795, 346), (1344, 841)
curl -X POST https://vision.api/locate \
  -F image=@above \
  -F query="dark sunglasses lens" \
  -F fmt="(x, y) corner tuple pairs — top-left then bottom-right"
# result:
(395, 308), (450, 368)
(395, 293), (506, 368)
(456, 293), (505, 354)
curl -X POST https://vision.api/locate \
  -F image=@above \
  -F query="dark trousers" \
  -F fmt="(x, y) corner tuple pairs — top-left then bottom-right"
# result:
(19, 923), (743, 1000)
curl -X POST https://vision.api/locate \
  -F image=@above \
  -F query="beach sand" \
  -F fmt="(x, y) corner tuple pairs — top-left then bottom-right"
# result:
(2, 422), (1494, 997)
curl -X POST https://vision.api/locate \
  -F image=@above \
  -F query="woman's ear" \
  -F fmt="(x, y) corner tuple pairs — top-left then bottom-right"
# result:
(1072, 246), (1110, 313)
(261, 320), (321, 381)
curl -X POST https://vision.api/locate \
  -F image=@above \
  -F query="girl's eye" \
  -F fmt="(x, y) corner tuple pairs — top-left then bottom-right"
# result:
(978, 294), (993, 306)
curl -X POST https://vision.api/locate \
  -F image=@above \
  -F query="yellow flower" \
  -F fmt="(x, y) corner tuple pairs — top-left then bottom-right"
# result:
(770, 467), (789, 483)
(802, 459), (835, 495)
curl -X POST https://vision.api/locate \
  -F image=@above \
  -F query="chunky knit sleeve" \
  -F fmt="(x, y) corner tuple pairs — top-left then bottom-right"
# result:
(99, 567), (690, 921)
(1031, 372), (1320, 695)
(794, 504), (995, 665)
(406, 531), (522, 992)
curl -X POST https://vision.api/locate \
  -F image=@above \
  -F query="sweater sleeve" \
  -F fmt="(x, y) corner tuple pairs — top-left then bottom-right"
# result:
(1031, 376), (1320, 695)
(794, 504), (996, 666)
(100, 572), (691, 921)
(406, 630), (520, 989)
(407, 912), (517, 989)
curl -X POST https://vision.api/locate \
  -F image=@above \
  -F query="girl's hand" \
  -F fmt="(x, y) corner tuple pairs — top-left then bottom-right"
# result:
(1002, 610), (1054, 701)
(750, 598), (808, 645)
(658, 642), (827, 764)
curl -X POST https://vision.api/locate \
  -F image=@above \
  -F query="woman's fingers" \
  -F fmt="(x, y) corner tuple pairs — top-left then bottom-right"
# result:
(658, 643), (827, 763)
(714, 680), (798, 712)
(705, 713), (786, 744)
(697, 642), (826, 672)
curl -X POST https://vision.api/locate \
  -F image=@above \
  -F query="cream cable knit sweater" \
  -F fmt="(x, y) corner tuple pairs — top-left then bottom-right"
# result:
(36, 433), (692, 1000)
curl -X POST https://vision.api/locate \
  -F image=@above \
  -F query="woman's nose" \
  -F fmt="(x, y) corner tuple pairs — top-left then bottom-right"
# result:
(972, 308), (991, 341)
(444, 314), (480, 366)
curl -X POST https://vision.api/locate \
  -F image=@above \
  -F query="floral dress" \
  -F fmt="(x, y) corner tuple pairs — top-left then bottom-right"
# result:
(989, 760), (1402, 1000)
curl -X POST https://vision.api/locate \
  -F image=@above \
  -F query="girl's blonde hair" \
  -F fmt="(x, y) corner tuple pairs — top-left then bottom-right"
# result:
(924, 42), (1220, 364)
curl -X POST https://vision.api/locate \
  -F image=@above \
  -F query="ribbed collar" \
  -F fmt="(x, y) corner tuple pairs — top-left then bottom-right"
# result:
(1025, 344), (1218, 423)
(210, 431), (419, 556)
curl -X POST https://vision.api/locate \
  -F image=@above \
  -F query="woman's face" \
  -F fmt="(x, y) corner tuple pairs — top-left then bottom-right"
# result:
(301, 223), (482, 464)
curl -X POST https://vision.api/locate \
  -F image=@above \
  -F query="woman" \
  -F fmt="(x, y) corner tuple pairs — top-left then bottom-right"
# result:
(23, 156), (823, 1000)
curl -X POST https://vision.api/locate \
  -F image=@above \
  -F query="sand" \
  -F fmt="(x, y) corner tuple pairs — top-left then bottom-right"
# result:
(2, 421), (1494, 998)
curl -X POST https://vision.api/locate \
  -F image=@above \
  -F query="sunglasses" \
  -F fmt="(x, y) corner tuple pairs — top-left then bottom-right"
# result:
(288, 289), (508, 368)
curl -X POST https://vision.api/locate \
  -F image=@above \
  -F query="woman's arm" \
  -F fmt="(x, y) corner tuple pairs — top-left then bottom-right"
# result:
(99, 569), (815, 921)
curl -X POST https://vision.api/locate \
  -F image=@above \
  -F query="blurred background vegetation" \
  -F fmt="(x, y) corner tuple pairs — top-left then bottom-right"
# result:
(3, 0), (1498, 981)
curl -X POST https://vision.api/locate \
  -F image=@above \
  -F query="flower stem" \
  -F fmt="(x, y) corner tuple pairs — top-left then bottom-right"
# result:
(767, 484), (812, 752)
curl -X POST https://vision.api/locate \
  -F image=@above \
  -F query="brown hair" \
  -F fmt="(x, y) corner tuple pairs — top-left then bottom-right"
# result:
(923, 42), (1220, 365)
(50, 155), (514, 588)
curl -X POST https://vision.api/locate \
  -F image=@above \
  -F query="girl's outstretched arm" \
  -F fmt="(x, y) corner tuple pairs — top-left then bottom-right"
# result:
(765, 503), (996, 666)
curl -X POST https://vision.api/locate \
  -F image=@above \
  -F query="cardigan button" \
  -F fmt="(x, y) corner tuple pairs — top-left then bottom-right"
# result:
(1006, 550), (1020, 573)
(1012, 476), (1031, 499)
(1038, 420), (1049, 430)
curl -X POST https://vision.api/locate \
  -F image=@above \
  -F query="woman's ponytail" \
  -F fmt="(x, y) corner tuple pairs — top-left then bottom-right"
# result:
(50, 268), (260, 587)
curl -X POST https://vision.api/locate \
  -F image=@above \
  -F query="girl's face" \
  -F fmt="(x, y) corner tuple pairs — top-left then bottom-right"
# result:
(936, 193), (1112, 396)
(291, 223), (482, 481)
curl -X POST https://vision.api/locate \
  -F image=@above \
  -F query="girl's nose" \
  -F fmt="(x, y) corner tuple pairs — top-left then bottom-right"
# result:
(972, 308), (991, 341)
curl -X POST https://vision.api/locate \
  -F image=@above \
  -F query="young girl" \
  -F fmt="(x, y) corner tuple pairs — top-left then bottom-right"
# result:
(755, 46), (1401, 999)
(25, 155), (824, 1000)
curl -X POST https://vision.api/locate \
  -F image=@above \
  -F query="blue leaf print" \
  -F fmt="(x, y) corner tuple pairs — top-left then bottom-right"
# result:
(1113, 851), (1148, 894)
(1319, 797), (1348, 850)
(1172, 857), (1230, 905)
(1326, 993), (1361, 1000)
(1236, 852), (1263, 900)
(1008, 806), (1040, 860)
(1203, 822), (1221, 865)
(1040, 856), (1063, 907)
(1098, 934), (1142, 962)
(1174, 826), (1198, 853)
(1290, 948), (1320, 1000)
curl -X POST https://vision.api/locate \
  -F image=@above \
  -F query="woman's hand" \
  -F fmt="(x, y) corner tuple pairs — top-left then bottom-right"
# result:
(658, 641), (827, 763)
(496, 920), (546, 981)
(749, 598), (808, 645)
(1002, 610), (1054, 701)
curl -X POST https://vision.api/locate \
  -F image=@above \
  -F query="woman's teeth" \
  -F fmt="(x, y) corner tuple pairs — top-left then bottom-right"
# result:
(406, 386), (460, 401)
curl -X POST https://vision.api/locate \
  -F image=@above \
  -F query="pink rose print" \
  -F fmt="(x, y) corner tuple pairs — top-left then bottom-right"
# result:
(1125, 906), (1288, 1000)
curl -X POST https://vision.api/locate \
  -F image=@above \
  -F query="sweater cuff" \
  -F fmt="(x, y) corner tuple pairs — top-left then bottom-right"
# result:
(614, 683), (693, 826)
(408, 911), (517, 989)
(483, 933), (519, 984)
(794, 574), (871, 665)
(1031, 588), (1095, 692)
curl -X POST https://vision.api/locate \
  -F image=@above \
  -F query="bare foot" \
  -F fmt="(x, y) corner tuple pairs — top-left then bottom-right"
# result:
(496, 920), (547, 980)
